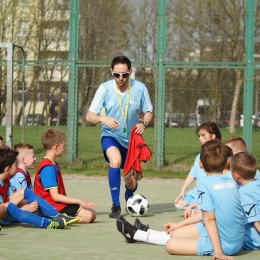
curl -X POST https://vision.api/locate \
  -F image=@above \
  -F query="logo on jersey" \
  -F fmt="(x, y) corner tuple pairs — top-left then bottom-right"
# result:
(197, 190), (205, 204)
(129, 100), (135, 106)
(243, 203), (256, 218)
(18, 178), (27, 187)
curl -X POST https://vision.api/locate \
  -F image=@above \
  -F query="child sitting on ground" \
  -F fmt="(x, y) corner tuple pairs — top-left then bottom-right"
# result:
(33, 128), (97, 223)
(224, 136), (260, 182)
(0, 148), (78, 229)
(116, 140), (244, 259)
(174, 122), (221, 210)
(230, 151), (260, 250)
(8, 143), (35, 194)
(7, 143), (37, 212)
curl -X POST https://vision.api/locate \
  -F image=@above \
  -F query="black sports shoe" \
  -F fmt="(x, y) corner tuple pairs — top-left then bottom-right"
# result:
(109, 204), (121, 218)
(47, 218), (66, 229)
(116, 215), (137, 243)
(52, 213), (79, 225)
(133, 218), (149, 232)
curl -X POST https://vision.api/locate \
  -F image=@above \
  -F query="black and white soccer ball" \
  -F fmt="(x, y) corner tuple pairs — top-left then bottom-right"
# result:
(126, 194), (149, 217)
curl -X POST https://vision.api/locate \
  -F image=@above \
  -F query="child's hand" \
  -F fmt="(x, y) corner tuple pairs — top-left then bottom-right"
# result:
(80, 200), (98, 208)
(212, 253), (234, 260)
(183, 205), (194, 218)
(21, 201), (39, 212)
(29, 201), (39, 212)
(174, 193), (184, 204)
(163, 222), (179, 234)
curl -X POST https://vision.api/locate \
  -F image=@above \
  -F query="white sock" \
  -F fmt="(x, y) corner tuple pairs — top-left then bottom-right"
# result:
(133, 229), (171, 245)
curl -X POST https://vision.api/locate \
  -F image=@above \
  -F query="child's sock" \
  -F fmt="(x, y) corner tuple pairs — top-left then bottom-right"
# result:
(108, 167), (121, 206)
(7, 203), (49, 228)
(125, 183), (138, 201)
(134, 229), (171, 245)
(23, 187), (59, 217)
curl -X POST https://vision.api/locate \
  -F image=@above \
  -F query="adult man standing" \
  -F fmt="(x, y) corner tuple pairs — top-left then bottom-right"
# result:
(86, 56), (153, 218)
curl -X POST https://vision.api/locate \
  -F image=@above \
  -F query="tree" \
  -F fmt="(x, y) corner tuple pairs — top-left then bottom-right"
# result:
(78, 0), (131, 125)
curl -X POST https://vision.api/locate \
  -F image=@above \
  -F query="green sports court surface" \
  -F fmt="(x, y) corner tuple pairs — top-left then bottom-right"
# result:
(1, 176), (259, 260)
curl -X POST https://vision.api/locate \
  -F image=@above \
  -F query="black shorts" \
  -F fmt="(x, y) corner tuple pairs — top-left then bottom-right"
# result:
(59, 204), (81, 217)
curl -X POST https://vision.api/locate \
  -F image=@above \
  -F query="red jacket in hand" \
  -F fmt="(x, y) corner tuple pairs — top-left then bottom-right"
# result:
(123, 125), (152, 180)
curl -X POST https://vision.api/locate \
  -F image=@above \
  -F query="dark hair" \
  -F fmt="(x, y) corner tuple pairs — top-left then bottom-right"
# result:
(0, 136), (3, 141)
(0, 148), (18, 173)
(111, 56), (131, 70)
(196, 121), (221, 141)
(200, 140), (231, 173)
(230, 152), (257, 180)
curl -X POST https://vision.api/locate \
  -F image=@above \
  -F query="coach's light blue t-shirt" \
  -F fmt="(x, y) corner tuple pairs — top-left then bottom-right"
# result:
(89, 78), (153, 148)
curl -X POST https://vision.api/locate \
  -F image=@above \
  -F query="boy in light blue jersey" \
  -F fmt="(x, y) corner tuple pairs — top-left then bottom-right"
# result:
(224, 137), (260, 183)
(116, 140), (244, 259)
(8, 143), (35, 195)
(230, 152), (260, 250)
(7, 143), (36, 213)
(86, 56), (153, 218)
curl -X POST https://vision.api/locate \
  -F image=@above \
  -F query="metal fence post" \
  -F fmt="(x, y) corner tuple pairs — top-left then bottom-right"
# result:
(67, 0), (79, 162)
(243, 0), (255, 151)
(155, 0), (167, 169)
(5, 43), (13, 148)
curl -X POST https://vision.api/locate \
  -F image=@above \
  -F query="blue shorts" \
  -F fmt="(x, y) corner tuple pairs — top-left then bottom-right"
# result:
(101, 136), (128, 169)
(196, 221), (241, 256)
(184, 187), (198, 204)
(196, 222), (214, 256)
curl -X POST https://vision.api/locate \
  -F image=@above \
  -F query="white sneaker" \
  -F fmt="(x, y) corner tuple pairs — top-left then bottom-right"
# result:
(175, 203), (187, 210)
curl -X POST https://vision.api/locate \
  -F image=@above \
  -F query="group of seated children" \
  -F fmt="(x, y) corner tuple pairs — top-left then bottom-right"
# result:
(116, 137), (260, 259)
(0, 128), (97, 230)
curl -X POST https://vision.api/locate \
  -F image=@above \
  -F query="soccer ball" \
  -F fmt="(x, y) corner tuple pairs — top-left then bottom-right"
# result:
(126, 194), (149, 217)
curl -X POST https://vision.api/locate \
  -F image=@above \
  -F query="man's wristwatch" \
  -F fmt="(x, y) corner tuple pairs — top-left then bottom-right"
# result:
(142, 121), (149, 128)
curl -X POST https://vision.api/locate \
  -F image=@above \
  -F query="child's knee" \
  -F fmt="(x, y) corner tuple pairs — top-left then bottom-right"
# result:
(89, 210), (97, 223)
(79, 208), (96, 223)
(165, 239), (174, 254)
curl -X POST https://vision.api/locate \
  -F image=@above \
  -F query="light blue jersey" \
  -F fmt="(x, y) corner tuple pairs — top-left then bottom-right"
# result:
(239, 181), (260, 250)
(184, 153), (207, 204)
(189, 154), (206, 179)
(224, 169), (260, 188)
(196, 174), (244, 256)
(89, 78), (153, 148)
(8, 171), (33, 196)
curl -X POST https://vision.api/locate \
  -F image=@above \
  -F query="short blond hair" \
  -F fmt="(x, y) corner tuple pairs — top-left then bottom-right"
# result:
(41, 129), (66, 150)
(224, 137), (247, 154)
(13, 143), (34, 151)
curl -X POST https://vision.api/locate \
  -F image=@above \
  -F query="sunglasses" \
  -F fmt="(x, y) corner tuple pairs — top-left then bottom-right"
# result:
(112, 72), (130, 78)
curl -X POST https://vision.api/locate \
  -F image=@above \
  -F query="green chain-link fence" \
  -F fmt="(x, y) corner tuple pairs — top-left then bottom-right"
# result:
(1, 0), (260, 171)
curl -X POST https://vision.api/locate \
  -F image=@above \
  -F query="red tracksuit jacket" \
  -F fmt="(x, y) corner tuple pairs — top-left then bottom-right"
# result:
(123, 125), (152, 180)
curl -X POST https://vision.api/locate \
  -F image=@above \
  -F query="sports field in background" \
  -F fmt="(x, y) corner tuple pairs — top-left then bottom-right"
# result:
(2, 125), (260, 177)
(1, 176), (259, 260)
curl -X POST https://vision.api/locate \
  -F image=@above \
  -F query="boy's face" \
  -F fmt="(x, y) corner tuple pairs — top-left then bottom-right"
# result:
(55, 142), (66, 157)
(18, 149), (36, 169)
(231, 170), (240, 184)
(8, 162), (17, 176)
(25, 149), (36, 169)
